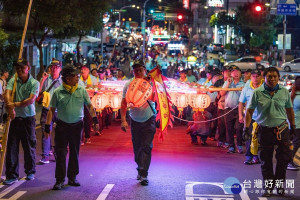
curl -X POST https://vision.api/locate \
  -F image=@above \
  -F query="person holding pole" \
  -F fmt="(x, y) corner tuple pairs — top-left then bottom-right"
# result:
(45, 65), (99, 190)
(3, 59), (39, 185)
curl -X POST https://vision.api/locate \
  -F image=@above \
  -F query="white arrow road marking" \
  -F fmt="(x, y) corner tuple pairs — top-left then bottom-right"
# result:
(96, 184), (114, 200)
(0, 177), (26, 199)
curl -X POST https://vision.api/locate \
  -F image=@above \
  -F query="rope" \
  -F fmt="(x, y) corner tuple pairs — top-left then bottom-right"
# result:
(172, 105), (239, 123)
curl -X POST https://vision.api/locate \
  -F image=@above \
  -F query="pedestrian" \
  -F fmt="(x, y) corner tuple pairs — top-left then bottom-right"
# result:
(239, 69), (263, 165)
(288, 76), (300, 171)
(244, 67), (295, 197)
(0, 69), (9, 125)
(79, 65), (98, 144)
(4, 59), (40, 185)
(120, 61), (156, 186)
(38, 59), (62, 164)
(45, 65), (99, 190)
(220, 66), (245, 153)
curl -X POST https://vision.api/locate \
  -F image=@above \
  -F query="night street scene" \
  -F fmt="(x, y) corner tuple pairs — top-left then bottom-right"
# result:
(0, 0), (300, 199)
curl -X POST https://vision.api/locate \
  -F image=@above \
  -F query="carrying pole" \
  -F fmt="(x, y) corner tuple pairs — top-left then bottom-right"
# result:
(0, 0), (33, 180)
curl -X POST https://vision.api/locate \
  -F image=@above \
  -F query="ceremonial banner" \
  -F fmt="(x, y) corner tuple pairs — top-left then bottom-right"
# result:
(149, 67), (173, 140)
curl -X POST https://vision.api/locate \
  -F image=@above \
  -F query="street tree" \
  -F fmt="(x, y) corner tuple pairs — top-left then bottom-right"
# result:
(56, 0), (110, 63)
(0, 0), (71, 78)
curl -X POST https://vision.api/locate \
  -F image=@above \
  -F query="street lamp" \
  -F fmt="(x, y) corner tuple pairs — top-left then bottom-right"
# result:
(142, 0), (150, 62)
(118, 5), (136, 28)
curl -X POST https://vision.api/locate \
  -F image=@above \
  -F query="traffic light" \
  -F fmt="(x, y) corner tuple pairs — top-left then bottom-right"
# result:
(177, 14), (183, 20)
(150, 9), (154, 14)
(255, 5), (262, 12)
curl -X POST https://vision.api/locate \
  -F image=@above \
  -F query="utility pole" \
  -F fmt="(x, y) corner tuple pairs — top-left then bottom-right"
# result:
(283, 15), (286, 63)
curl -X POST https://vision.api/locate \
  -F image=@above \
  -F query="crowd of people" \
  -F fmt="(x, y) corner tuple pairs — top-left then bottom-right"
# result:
(0, 50), (299, 197)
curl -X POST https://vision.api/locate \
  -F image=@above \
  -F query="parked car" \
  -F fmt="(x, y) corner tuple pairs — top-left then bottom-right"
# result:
(224, 56), (269, 71)
(281, 58), (300, 72)
(279, 74), (297, 91)
(207, 43), (224, 53)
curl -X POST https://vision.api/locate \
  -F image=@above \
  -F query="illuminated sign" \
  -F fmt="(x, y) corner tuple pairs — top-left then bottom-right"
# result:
(183, 0), (189, 9)
(168, 43), (184, 50)
(208, 0), (224, 8)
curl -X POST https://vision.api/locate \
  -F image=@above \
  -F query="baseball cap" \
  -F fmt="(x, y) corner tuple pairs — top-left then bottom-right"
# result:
(132, 60), (145, 69)
(245, 69), (252, 73)
(251, 69), (261, 76)
(222, 66), (231, 72)
(50, 58), (62, 68)
(13, 59), (30, 68)
(230, 66), (241, 71)
(60, 65), (80, 77)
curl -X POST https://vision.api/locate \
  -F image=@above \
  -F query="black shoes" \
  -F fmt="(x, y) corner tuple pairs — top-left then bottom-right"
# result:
(68, 179), (81, 186)
(140, 177), (149, 186)
(53, 181), (64, 190)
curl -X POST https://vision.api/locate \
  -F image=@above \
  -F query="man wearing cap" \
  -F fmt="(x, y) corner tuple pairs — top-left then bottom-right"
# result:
(120, 62), (156, 186)
(38, 59), (62, 164)
(243, 69), (252, 83)
(220, 66), (245, 153)
(178, 70), (188, 83)
(79, 65), (98, 144)
(239, 69), (263, 165)
(4, 59), (39, 185)
(244, 67), (295, 197)
(45, 64), (99, 190)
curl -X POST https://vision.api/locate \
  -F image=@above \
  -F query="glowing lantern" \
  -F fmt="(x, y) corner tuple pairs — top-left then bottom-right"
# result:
(126, 78), (152, 107)
(189, 93), (211, 111)
(110, 92), (122, 111)
(170, 92), (189, 117)
(91, 93), (110, 112)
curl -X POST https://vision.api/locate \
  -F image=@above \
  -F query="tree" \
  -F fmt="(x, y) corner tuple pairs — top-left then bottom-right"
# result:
(235, 2), (281, 48)
(0, 19), (8, 45)
(1, 0), (72, 78)
(57, 0), (110, 63)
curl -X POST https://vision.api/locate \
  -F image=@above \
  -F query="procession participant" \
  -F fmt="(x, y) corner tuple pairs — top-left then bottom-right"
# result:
(79, 65), (98, 144)
(178, 70), (188, 83)
(243, 69), (252, 83)
(4, 59), (39, 185)
(45, 65), (99, 190)
(38, 59), (62, 164)
(91, 68), (100, 82)
(0, 69), (9, 125)
(117, 69), (127, 80)
(244, 67), (295, 197)
(239, 69), (263, 165)
(220, 66), (245, 153)
(120, 61), (156, 186)
(287, 76), (300, 171)
(186, 68), (197, 83)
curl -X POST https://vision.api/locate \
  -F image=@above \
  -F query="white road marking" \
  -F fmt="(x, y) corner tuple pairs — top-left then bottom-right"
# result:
(6, 191), (27, 200)
(258, 198), (268, 200)
(96, 184), (114, 200)
(0, 177), (26, 199)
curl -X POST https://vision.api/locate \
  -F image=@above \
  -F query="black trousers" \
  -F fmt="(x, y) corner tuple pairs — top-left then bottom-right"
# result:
(292, 128), (300, 159)
(206, 102), (217, 137)
(83, 105), (91, 139)
(5, 116), (36, 179)
(258, 125), (292, 189)
(130, 116), (156, 178)
(55, 119), (83, 182)
(224, 108), (243, 148)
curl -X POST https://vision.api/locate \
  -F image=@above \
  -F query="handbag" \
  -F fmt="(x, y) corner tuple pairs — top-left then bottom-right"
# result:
(36, 79), (58, 105)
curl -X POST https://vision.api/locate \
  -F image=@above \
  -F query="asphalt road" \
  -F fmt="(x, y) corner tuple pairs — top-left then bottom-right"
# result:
(0, 121), (299, 200)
